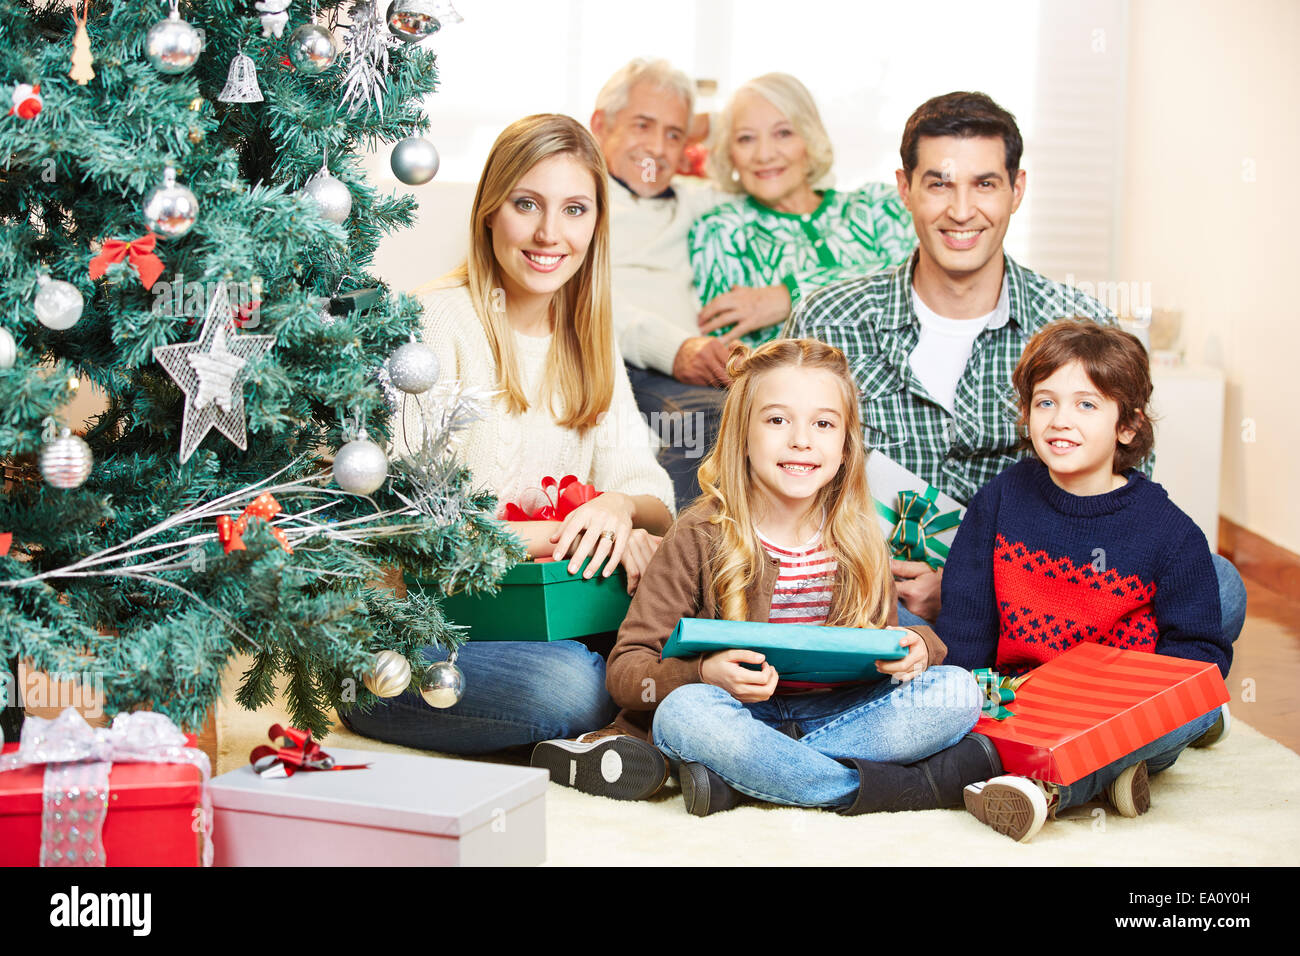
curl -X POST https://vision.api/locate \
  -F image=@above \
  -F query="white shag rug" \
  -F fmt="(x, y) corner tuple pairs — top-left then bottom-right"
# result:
(216, 659), (1299, 866)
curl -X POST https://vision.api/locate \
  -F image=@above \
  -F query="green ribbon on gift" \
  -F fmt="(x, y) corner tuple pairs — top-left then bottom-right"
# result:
(875, 486), (962, 570)
(973, 668), (1028, 720)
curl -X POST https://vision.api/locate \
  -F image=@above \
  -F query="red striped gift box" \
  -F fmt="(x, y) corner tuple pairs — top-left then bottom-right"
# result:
(973, 643), (1229, 785)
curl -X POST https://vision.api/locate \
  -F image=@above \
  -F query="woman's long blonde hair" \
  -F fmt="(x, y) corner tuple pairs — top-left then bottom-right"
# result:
(451, 114), (614, 430)
(696, 339), (892, 627)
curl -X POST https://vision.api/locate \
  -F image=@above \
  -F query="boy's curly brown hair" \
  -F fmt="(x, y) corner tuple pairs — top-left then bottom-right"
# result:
(1012, 318), (1155, 473)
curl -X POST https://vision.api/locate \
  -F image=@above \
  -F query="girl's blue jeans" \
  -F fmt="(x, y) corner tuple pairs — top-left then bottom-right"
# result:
(652, 665), (982, 809)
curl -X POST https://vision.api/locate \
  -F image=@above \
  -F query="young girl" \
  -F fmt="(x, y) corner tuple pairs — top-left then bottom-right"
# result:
(343, 115), (675, 756)
(939, 318), (1233, 841)
(602, 338), (985, 816)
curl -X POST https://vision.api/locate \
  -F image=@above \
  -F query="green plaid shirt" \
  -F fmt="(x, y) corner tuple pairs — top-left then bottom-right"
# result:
(786, 250), (1122, 506)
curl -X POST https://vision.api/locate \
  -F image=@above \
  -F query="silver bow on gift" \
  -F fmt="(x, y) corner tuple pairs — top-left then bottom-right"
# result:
(0, 708), (213, 867)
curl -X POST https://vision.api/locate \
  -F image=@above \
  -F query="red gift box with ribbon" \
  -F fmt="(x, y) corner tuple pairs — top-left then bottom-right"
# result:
(0, 710), (209, 867)
(972, 642), (1229, 785)
(502, 474), (600, 522)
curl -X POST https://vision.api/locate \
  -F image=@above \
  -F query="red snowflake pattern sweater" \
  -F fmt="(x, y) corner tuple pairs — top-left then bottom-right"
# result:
(937, 459), (1230, 678)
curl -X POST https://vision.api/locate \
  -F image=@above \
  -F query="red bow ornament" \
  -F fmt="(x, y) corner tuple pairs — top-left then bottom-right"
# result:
(87, 233), (165, 290)
(503, 474), (601, 521)
(216, 492), (293, 555)
(231, 298), (261, 329)
(8, 83), (42, 120)
(249, 724), (371, 778)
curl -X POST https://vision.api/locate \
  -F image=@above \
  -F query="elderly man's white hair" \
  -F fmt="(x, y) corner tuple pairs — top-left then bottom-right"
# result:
(594, 58), (694, 120)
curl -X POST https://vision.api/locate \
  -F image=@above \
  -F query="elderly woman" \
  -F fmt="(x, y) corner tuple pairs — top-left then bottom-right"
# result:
(689, 73), (916, 349)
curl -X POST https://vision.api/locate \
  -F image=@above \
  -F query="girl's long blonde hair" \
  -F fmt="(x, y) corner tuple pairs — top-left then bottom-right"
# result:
(696, 339), (892, 627)
(451, 114), (614, 430)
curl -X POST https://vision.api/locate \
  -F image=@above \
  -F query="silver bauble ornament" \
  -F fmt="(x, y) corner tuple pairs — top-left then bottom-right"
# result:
(143, 166), (200, 239)
(146, 5), (204, 75)
(333, 428), (388, 494)
(386, 340), (439, 394)
(34, 275), (85, 331)
(288, 23), (339, 75)
(0, 327), (15, 368)
(40, 427), (93, 490)
(390, 136), (440, 185)
(387, 0), (441, 40)
(301, 169), (352, 224)
(419, 657), (464, 709)
(363, 650), (412, 698)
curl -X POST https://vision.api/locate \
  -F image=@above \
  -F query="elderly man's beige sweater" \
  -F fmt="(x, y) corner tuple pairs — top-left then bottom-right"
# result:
(609, 176), (727, 376)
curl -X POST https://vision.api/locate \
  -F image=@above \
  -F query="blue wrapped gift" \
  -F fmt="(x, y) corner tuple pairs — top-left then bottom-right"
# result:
(661, 618), (908, 683)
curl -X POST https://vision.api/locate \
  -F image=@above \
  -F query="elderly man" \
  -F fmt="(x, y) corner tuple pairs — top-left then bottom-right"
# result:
(590, 59), (729, 505)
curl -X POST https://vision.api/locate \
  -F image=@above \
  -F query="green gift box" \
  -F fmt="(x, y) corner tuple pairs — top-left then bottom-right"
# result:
(418, 559), (632, 642)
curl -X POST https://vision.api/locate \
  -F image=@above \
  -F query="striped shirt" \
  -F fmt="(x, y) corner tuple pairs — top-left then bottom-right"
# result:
(757, 528), (837, 625)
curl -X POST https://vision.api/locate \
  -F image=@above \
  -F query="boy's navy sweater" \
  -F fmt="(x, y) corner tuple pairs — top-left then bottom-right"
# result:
(937, 458), (1230, 679)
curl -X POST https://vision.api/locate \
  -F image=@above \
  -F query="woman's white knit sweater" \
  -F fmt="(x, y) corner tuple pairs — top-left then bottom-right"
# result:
(396, 284), (676, 518)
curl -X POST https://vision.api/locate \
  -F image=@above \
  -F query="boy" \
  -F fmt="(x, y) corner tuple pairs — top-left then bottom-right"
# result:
(937, 318), (1233, 842)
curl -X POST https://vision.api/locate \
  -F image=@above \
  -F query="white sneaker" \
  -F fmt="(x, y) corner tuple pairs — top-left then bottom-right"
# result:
(1105, 761), (1151, 818)
(964, 776), (1049, 843)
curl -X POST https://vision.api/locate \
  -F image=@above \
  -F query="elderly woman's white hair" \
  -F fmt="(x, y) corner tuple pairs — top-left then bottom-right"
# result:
(594, 58), (694, 120)
(708, 73), (834, 194)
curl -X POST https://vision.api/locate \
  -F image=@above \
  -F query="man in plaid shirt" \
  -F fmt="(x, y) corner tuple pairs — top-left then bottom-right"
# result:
(787, 92), (1247, 632)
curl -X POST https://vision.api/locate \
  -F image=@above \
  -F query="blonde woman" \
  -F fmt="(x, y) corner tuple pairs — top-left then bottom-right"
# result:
(343, 115), (674, 756)
(689, 73), (915, 349)
(602, 340), (988, 816)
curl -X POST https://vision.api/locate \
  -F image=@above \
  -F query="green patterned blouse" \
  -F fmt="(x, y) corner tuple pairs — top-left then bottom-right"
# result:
(688, 183), (916, 348)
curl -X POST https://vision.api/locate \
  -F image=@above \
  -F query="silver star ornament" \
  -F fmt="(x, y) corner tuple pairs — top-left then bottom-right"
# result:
(153, 282), (276, 463)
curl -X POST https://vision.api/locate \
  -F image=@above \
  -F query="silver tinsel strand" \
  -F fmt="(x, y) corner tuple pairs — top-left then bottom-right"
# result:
(341, 1), (401, 115)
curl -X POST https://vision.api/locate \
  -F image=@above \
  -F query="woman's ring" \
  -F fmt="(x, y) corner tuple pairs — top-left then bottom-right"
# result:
(599, 530), (616, 543)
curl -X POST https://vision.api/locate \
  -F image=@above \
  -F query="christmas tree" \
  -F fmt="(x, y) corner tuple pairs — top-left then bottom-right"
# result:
(0, 0), (517, 739)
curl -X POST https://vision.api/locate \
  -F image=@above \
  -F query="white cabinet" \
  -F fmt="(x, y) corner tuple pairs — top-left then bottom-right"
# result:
(1149, 364), (1225, 551)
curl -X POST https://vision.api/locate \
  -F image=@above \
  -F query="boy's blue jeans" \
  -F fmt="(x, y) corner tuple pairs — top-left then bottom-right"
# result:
(652, 665), (982, 809)
(1054, 705), (1222, 811)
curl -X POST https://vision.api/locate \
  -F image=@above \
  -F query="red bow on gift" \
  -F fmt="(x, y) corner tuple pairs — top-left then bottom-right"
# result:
(249, 724), (371, 778)
(88, 233), (165, 291)
(503, 475), (601, 521)
(216, 492), (293, 555)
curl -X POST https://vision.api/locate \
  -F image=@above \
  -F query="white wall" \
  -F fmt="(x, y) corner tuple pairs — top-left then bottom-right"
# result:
(1121, 0), (1300, 554)
(367, 0), (1131, 290)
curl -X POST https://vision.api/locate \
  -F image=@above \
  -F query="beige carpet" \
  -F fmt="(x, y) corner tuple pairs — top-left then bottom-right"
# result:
(216, 659), (1300, 866)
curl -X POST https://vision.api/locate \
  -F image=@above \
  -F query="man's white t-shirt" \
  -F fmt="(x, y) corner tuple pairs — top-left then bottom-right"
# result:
(908, 278), (1010, 414)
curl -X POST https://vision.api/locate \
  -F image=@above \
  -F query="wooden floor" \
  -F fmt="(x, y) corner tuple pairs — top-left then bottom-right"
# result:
(1226, 576), (1300, 753)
